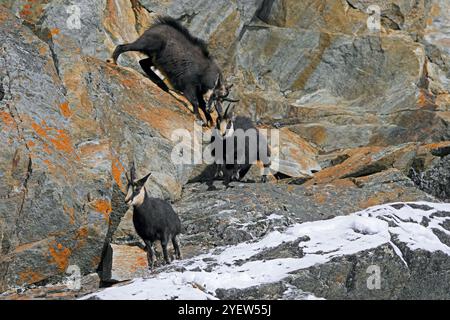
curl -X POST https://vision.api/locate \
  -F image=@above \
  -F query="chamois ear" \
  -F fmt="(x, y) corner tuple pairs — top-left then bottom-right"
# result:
(136, 172), (152, 188)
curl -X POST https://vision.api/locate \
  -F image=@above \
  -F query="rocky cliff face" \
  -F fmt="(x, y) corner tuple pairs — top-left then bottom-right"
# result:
(0, 0), (449, 299)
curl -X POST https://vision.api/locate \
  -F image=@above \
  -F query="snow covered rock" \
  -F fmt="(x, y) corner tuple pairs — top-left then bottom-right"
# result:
(83, 202), (450, 300)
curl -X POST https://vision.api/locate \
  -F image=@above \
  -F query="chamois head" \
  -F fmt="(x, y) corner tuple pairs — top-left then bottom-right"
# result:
(124, 162), (152, 207)
(216, 103), (236, 138)
(205, 75), (238, 116)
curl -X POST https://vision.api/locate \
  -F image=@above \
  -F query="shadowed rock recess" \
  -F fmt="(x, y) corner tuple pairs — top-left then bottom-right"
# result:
(0, 1), (449, 300)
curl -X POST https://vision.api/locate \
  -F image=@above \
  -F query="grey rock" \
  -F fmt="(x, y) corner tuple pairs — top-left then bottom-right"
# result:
(409, 155), (450, 201)
(173, 168), (434, 251)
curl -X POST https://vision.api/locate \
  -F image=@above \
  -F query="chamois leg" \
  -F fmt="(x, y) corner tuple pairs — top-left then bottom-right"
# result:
(108, 35), (163, 64)
(161, 236), (171, 265)
(258, 141), (271, 183)
(184, 88), (205, 126)
(206, 164), (218, 191)
(197, 90), (213, 127)
(238, 164), (252, 181)
(223, 167), (233, 188)
(144, 240), (156, 269)
(172, 236), (182, 260)
(139, 58), (170, 93)
(260, 162), (271, 183)
(108, 43), (141, 64)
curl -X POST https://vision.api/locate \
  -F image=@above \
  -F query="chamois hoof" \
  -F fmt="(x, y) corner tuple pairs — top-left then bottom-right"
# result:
(207, 185), (217, 191)
(261, 176), (268, 183)
(106, 58), (116, 65)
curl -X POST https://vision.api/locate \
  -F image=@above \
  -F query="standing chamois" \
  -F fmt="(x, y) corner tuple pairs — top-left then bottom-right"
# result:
(124, 163), (182, 268)
(208, 104), (272, 189)
(108, 16), (235, 126)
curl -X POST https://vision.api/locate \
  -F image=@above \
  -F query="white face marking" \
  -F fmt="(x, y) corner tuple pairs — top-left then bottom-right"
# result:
(219, 121), (227, 136)
(224, 122), (234, 138)
(219, 121), (234, 137)
(125, 185), (133, 205)
(131, 187), (146, 207)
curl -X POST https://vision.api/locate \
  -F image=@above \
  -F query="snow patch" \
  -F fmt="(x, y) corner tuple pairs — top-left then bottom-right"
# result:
(83, 202), (450, 300)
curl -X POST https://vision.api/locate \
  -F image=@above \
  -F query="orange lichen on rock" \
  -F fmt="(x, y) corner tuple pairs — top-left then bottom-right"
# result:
(39, 46), (47, 56)
(0, 111), (15, 128)
(42, 143), (53, 155)
(59, 102), (73, 118)
(31, 121), (75, 155)
(128, 104), (194, 140)
(48, 242), (71, 271)
(50, 129), (74, 154)
(17, 0), (46, 22)
(120, 78), (137, 88)
(418, 141), (450, 154)
(50, 28), (60, 37)
(306, 147), (384, 186)
(19, 8), (32, 17)
(359, 190), (401, 208)
(19, 270), (44, 285)
(76, 226), (88, 239)
(112, 157), (125, 191)
(416, 87), (438, 110)
(93, 199), (112, 221)
(31, 122), (48, 138)
(417, 91), (429, 107)
(64, 205), (75, 225)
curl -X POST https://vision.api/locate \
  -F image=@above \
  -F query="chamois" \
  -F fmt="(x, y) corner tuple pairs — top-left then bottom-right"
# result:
(124, 163), (182, 268)
(108, 16), (235, 126)
(208, 104), (271, 189)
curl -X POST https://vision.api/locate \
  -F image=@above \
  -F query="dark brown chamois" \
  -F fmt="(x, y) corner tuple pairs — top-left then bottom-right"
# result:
(108, 16), (235, 126)
(208, 104), (272, 189)
(124, 163), (182, 268)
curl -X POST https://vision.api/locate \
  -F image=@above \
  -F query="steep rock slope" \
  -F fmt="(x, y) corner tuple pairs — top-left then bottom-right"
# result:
(0, 0), (449, 299)
(0, 5), (195, 291)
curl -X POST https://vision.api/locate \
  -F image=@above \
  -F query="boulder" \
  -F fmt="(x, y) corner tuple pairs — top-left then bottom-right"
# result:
(107, 244), (148, 282)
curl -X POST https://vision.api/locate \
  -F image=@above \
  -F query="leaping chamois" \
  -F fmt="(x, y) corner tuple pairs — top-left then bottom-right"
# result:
(107, 16), (235, 126)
